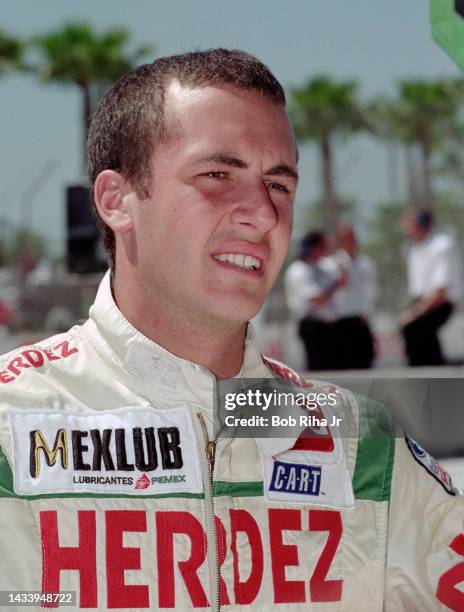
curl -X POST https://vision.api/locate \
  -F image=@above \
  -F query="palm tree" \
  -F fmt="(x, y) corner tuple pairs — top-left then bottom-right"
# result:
(364, 95), (415, 204)
(0, 28), (24, 74)
(366, 80), (464, 208)
(399, 80), (461, 207)
(438, 122), (464, 185)
(394, 80), (461, 207)
(33, 22), (153, 169)
(290, 76), (365, 227)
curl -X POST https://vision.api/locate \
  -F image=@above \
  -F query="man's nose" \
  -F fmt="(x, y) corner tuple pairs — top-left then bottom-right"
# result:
(229, 182), (278, 234)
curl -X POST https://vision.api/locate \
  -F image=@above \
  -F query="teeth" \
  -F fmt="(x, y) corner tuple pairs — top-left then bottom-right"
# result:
(215, 253), (261, 270)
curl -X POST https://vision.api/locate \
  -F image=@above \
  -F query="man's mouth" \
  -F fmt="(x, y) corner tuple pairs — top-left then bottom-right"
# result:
(213, 253), (261, 271)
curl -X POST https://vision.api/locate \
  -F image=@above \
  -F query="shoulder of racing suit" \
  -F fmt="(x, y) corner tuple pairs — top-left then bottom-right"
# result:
(261, 353), (396, 504)
(0, 326), (83, 390)
(263, 355), (464, 611)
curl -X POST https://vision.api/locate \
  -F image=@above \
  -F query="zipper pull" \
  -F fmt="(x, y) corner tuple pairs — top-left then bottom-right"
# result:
(206, 440), (216, 475)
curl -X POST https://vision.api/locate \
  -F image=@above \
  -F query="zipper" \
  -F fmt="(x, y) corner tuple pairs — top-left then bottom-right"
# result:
(197, 412), (222, 612)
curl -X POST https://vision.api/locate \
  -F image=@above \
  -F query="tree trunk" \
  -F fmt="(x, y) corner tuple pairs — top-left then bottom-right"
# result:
(320, 136), (336, 228)
(81, 83), (92, 177)
(420, 132), (433, 208)
(386, 141), (400, 202)
(404, 145), (418, 208)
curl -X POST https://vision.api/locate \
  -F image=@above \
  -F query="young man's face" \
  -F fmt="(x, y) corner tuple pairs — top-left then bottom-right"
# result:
(401, 212), (426, 242)
(128, 82), (298, 326)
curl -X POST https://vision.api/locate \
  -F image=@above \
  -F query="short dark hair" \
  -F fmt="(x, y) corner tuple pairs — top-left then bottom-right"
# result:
(414, 208), (434, 230)
(87, 48), (286, 269)
(300, 230), (326, 259)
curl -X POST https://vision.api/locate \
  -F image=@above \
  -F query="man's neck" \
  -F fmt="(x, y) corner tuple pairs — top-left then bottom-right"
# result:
(415, 228), (433, 243)
(113, 277), (247, 380)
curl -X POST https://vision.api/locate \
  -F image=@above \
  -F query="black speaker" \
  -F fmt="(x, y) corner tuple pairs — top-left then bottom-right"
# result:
(66, 185), (107, 274)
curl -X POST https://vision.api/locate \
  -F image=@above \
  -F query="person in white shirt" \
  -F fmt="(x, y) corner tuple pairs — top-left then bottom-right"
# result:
(333, 224), (377, 369)
(284, 230), (345, 370)
(401, 209), (463, 366)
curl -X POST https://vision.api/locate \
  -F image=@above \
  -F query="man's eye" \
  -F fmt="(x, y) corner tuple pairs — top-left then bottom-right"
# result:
(265, 181), (289, 193)
(205, 171), (227, 178)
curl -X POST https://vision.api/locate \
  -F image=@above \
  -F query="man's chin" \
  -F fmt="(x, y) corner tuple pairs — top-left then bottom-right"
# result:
(208, 296), (265, 326)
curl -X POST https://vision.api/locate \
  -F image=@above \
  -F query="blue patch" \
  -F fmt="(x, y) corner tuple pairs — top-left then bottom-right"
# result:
(269, 461), (321, 496)
(408, 438), (426, 459)
(405, 434), (458, 496)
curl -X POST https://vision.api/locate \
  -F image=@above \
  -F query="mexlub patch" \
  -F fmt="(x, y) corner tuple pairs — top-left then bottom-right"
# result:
(9, 405), (203, 496)
(269, 460), (321, 496)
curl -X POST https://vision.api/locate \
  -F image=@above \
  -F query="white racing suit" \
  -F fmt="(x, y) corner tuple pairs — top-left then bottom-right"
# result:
(0, 272), (463, 611)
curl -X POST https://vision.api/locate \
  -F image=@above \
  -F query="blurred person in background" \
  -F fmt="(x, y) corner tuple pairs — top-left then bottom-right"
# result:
(401, 209), (463, 366)
(284, 230), (345, 370)
(333, 223), (377, 369)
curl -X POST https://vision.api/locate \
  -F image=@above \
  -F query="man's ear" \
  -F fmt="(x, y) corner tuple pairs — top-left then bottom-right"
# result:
(94, 170), (134, 234)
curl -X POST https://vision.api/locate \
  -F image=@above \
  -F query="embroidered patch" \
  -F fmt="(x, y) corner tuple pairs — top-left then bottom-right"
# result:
(9, 405), (203, 496)
(269, 460), (322, 496)
(263, 451), (354, 508)
(405, 434), (458, 496)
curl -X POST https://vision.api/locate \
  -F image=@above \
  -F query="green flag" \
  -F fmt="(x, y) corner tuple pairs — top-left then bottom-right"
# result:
(431, 0), (464, 71)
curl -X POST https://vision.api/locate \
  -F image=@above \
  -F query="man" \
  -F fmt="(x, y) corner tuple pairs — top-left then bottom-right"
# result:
(284, 230), (343, 370)
(333, 223), (377, 369)
(401, 209), (462, 366)
(0, 50), (463, 611)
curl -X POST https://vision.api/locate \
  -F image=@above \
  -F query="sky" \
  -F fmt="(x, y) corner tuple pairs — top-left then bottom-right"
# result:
(1, 0), (461, 255)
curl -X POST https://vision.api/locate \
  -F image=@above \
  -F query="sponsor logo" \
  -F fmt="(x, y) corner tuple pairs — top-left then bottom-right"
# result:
(152, 474), (186, 484)
(262, 356), (315, 388)
(134, 473), (187, 490)
(39, 507), (343, 608)
(29, 425), (183, 478)
(0, 340), (78, 384)
(10, 406), (203, 495)
(406, 434), (457, 496)
(408, 438), (426, 459)
(269, 461), (321, 496)
(135, 473), (150, 490)
(437, 533), (464, 609)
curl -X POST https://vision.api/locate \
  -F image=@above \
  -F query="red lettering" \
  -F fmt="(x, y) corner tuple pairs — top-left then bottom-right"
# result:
(54, 340), (79, 359)
(0, 370), (15, 383)
(7, 355), (30, 376)
(156, 511), (208, 608)
(437, 533), (464, 610)
(40, 510), (97, 608)
(106, 510), (149, 608)
(230, 509), (263, 604)
(309, 510), (343, 602)
(322, 384), (338, 394)
(21, 349), (44, 368)
(262, 356), (313, 388)
(269, 509), (305, 603)
(43, 348), (60, 362)
(214, 516), (230, 606)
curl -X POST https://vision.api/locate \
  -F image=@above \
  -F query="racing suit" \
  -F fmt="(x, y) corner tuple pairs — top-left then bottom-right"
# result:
(0, 271), (463, 611)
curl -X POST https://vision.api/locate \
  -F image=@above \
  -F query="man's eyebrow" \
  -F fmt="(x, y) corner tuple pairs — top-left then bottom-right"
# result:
(198, 152), (298, 181)
(199, 153), (248, 168)
(266, 164), (299, 181)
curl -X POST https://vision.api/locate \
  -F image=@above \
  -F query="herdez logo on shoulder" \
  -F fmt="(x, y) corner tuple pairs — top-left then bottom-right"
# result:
(10, 406), (203, 495)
